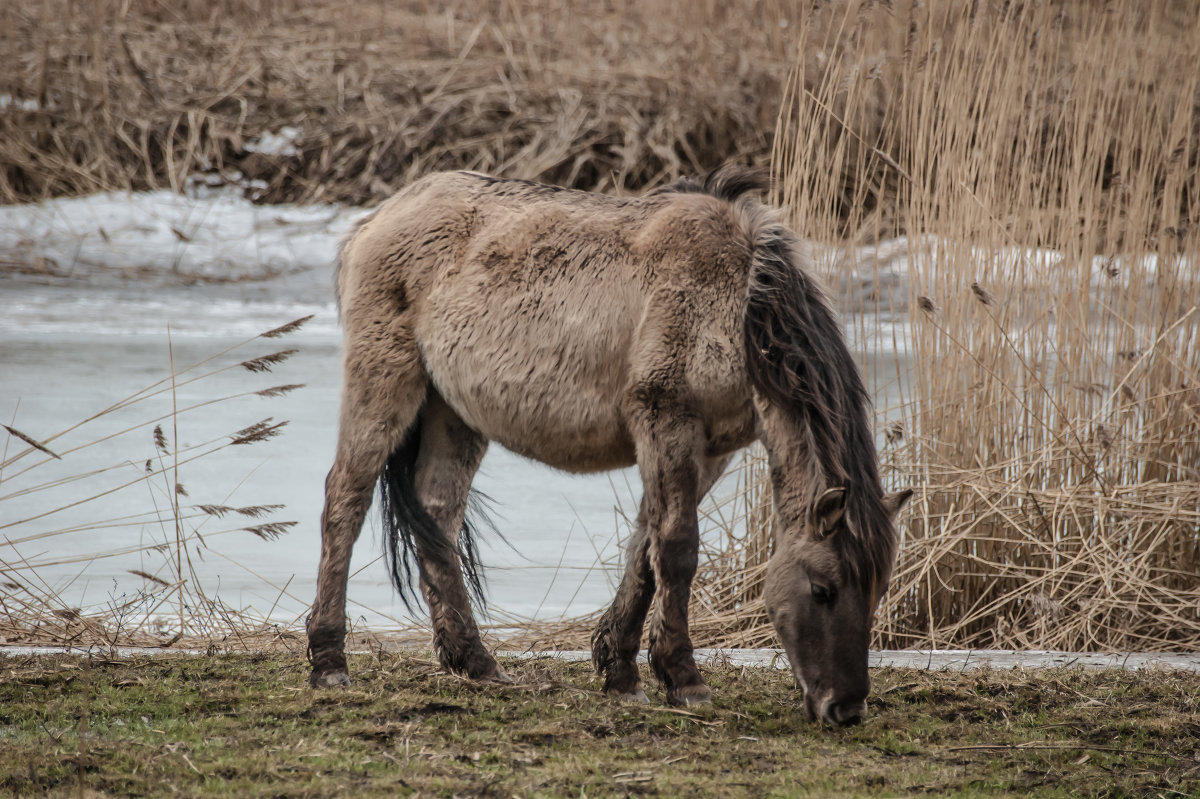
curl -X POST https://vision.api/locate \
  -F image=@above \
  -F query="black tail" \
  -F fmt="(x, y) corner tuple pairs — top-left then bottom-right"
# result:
(379, 416), (489, 611)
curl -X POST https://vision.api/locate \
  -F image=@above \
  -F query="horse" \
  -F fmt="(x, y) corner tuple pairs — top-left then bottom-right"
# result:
(306, 165), (911, 725)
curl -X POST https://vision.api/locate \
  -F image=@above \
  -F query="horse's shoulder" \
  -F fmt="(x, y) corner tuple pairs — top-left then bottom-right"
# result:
(630, 193), (757, 272)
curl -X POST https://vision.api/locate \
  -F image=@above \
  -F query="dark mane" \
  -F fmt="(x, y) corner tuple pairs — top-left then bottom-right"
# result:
(652, 164), (770, 202)
(741, 223), (896, 596)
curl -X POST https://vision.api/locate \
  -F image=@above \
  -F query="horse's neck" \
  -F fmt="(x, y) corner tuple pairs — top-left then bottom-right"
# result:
(759, 406), (827, 534)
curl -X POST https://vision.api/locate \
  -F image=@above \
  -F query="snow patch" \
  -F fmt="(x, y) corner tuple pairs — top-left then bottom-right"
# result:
(0, 94), (41, 112)
(0, 185), (367, 285)
(244, 126), (302, 157)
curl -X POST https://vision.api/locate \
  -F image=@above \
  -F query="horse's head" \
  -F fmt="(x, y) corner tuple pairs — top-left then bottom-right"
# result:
(763, 485), (911, 726)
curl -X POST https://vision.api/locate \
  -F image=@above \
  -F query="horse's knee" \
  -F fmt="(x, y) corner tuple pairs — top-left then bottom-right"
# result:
(649, 522), (700, 588)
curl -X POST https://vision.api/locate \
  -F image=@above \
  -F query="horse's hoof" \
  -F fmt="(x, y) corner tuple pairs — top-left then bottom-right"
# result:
(310, 670), (352, 689)
(485, 664), (514, 684)
(615, 687), (649, 704)
(667, 685), (712, 707)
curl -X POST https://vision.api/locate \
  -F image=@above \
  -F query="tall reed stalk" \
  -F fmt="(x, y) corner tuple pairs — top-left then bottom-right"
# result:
(0, 318), (311, 648)
(763, 0), (1200, 652)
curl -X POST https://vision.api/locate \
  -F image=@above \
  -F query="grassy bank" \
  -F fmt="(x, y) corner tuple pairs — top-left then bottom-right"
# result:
(2, 651), (1198, 797)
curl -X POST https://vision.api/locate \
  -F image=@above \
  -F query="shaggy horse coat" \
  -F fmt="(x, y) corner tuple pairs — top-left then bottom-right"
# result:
(307, 167), (910, 723)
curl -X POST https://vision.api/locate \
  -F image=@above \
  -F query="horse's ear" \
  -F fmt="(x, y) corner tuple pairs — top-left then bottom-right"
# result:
(810, 487), (847, 540)
(883, 488), (914, 518)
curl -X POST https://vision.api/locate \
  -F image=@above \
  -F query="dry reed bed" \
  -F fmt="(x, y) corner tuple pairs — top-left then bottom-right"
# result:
(728, 0), (1199, 654)
(6, 1), (1200, 655)
(0, 0), (795, 205)
(514, 1), (1200, 656)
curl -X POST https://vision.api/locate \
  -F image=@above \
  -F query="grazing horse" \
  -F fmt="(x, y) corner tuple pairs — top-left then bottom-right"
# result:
(306, 166), (911, 725)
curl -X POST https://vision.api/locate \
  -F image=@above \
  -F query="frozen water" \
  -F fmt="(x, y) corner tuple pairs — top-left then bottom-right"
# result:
(0, 187), (909, 633)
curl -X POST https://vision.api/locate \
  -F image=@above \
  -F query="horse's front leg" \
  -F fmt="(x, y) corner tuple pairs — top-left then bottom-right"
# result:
(593, 454), (732, 702)
(644, 455), (707, 706)
(621, 391), (708, 705)
(592, 502), (654, 701)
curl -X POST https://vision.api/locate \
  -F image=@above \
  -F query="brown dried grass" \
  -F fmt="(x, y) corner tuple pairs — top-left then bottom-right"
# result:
(518, 0), (1200, 655)
(0, 0), (797, 205)
(658, 0), (1200, 655)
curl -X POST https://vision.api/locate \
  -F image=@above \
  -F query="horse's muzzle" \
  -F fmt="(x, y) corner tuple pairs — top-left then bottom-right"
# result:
(806, 688), (867, 726)
(822, 698), (867, 726)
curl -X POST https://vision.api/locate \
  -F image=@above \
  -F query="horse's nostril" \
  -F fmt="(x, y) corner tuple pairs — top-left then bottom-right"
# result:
(828, 700), (867, 726)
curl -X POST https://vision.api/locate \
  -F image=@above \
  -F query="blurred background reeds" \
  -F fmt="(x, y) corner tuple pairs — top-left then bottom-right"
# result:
(0, 0), (796, 204)
(3, 0), (1198, 653)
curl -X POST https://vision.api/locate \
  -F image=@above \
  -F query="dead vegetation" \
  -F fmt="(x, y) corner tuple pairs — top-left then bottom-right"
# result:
(0, 319), (313, 650)
(4, 1), (1200, 656)
(516, 0), (1200, 656)
(785, 0), (1200, 653)
(0, 0), (792, 205)
(675, 0), (1200, 655)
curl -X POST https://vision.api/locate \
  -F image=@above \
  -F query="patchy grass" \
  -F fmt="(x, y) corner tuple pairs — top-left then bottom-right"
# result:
(2, 652), (1197, 797)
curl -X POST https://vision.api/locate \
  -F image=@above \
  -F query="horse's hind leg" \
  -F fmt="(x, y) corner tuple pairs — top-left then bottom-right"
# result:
(409, 392), (508, 682)
(308, 325), (428, 688)
(592, 454), (731, 702)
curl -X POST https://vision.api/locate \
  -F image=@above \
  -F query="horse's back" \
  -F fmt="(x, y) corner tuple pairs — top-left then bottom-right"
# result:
(337, 172), (759, 472)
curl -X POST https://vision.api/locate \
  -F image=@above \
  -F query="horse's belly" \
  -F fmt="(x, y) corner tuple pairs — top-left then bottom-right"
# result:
(435, 369), (637, 472)
(420, 302), (639, 473)
(481, 390), (636, 473)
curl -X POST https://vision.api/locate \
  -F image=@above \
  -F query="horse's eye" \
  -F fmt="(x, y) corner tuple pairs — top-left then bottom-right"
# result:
(811, 583), (835, 606)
